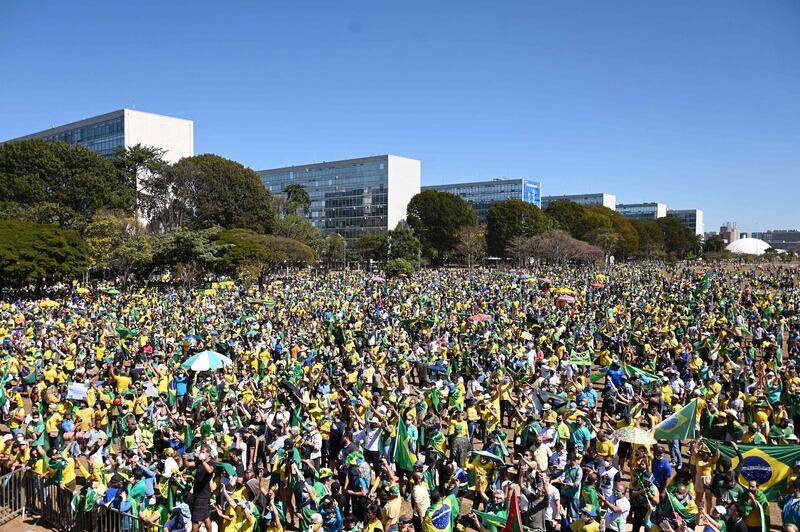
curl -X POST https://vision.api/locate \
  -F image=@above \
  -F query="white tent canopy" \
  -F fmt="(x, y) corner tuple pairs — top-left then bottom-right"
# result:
(725, 237), (771, 256)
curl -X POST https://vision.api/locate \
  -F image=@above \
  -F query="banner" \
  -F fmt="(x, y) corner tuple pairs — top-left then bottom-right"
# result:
(708, 438), (800, 500)
(568, 351), (592, 366)
(66, 383), (88, 402)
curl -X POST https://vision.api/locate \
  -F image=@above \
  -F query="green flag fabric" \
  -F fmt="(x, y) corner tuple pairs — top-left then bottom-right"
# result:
(621, 363), (658, 385)
(393, 417), (416, 472)
(654, 399), (698, 441)
(568, 351), (592, 366)
(709, 438), (800, 501)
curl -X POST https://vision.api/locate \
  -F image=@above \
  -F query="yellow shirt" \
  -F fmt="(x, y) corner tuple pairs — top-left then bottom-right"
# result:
(114, 375), (132, 394)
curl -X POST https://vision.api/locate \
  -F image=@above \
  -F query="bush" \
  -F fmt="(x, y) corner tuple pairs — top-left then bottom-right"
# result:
(385, 258), (414, 277)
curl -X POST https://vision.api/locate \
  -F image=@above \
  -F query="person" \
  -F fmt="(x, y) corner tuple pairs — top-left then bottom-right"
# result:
(737, 480), (769, 532)
(412, 471), (430, 532)
(544, 474), (562, 532)
(600, 482), (630, 532)
(700, 505), (728, 532)
(557, 453), (583, 519)
(570, 506), (600, 532)
(727, 504), (749, 532)
(189, 444), (216, 532)
(651, 446), (673, 491)
(781, 478), (800, 528)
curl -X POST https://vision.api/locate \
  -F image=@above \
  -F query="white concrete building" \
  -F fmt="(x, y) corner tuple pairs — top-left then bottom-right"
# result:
(2, 108), (194, 163)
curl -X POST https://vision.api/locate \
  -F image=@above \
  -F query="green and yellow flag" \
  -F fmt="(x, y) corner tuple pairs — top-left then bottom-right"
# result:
(709, 439), (800, 500)
(393, 417), (416, 472)
(568, 351), (592, 366)
(654, 399), (698, 441)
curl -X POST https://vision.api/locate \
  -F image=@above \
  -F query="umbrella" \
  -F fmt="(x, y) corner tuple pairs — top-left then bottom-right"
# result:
(523, 278), (537, 283)
(556, 295), (575, 304)
(272, 280), (284, 286)
(398, 273), (408, 278)
(555, 287), (577, 295)
(541, 278), (552, 284)
(468, 313), (492, 323)
(521, 331), (533, 341)
(184, 334), (203, 342)
(612, 426), (657, 445)
(591, 283), (604, 289)
(40, 299), (59, 308)
(75, 287), (90, 295)
(181, 350), (232, 372)
(371, 276), (385, 282)
(596, 274), (607, 280)
(107, 289), (120, 295)
(520, 274), (532, 279)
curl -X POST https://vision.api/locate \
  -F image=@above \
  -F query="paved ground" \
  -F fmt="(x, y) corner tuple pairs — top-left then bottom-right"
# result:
(0, 514), (51, 532)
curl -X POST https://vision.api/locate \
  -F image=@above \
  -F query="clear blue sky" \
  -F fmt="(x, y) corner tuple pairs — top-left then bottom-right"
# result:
(1, 1), (798, 232)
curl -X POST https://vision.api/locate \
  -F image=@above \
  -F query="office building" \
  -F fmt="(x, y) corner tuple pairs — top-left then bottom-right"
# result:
(257, 155), (420, 241)
(719, 222), (740, 244)
(751, 229), (800, 251)
(541, 193), (616, 210)
(617, 202), (668, 220)
(667, 209), (704, 236)
(2, 108), (194, 162)
(422, 178), (541, 220)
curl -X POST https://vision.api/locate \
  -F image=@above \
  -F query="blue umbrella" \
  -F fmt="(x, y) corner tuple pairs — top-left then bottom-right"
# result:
(184, 334), (203, 342)
(181, 350), (232, 372)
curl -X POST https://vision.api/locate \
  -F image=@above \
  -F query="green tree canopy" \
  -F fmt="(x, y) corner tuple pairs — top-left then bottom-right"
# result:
(0, 220), (90, 286)
(216, 229), (315, 275)
(703, 234), (726, 254)
(284, 184), (311, 214)
(582, 205), (639, 257)
(544, 201), (590, 237)
(0, 140), (135, 228)
(632, 219), (666, 257)
(357, 229), (421, 263)
(657, 217), (698, 259)
(485, 199), (553, 257)
(385, 258), (414, 277)
(169, 154), (275, 234)
(406, 190), (478, 263)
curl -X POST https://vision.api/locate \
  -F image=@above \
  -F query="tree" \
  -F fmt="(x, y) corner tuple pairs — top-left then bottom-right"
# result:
(357, 229), (422, 263)
(456, 226), (486, 270)
(486, 200), (553, 257)
(0, 220), (90, 287)
(323, 233), (346, 267)
(582, 205), (639, 257)
(587, 228), (624, 258)
(407, 190), (478, 264)
(357, 232), (387, 262)
(544, 201), (590, 237)
(703, 235), (726, 254)
(385, 258), (414, 277)
(506, 235), (534, 267)
(168, 154), (275, 234)
(274, 214), (323, 251)
(530, 229), (603, 264)
(284, 184), (311, 214)
(632, 220), (666, 258)
(216, 229), (315, 285)
(0, 140), (135, 228)
(657, 217), (697, 259)
(151, 226), (228, 282)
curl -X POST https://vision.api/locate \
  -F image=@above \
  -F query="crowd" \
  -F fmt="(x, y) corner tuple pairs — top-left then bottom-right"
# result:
(0, 263), (798, 532)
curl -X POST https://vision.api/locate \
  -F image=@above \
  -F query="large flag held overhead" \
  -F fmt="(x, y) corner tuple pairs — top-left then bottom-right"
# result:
(709, 439), (800, 501)
(568, 351), (592, 366)
(394, 417), (416, 472)
(654, 399), (698, 441)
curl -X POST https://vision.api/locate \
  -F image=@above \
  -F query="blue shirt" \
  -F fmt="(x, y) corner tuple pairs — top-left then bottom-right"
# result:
(570, 425), (592, 452)
(607, 367), (624, 387)
(651, 457), (672, 489)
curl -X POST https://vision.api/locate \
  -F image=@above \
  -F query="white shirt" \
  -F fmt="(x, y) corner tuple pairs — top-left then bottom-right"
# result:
(545, 483), (561, 521)
(355, 427), (382, 452)
(604, 495), (630, 532)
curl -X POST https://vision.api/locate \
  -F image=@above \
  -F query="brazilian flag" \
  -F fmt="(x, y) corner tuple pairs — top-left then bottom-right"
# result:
(621, 363), (658, 385)
(654, 399), (698, 441)
(393, 417), (416, 472)
(709, 439), (800, 500)
(423, 493), (460, 532)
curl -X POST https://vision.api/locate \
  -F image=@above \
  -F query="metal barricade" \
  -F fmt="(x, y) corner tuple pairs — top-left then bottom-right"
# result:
(0, 468), (26, 525)
(0, 467), (162, 531)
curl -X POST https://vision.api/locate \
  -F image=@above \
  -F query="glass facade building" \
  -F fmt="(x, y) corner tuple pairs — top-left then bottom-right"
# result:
(667, 209), (704, 236)
(2, 109), (194, 163)
(258, 155), (420, 242)
(616, 202), (668, 220)
(541, 193), (617, 210)
(422, 178), (541, 220)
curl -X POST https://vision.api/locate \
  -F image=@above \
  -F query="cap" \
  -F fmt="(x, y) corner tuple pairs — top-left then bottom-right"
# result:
(714, 505), (727, 516)
(581, 506), (597, 517)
